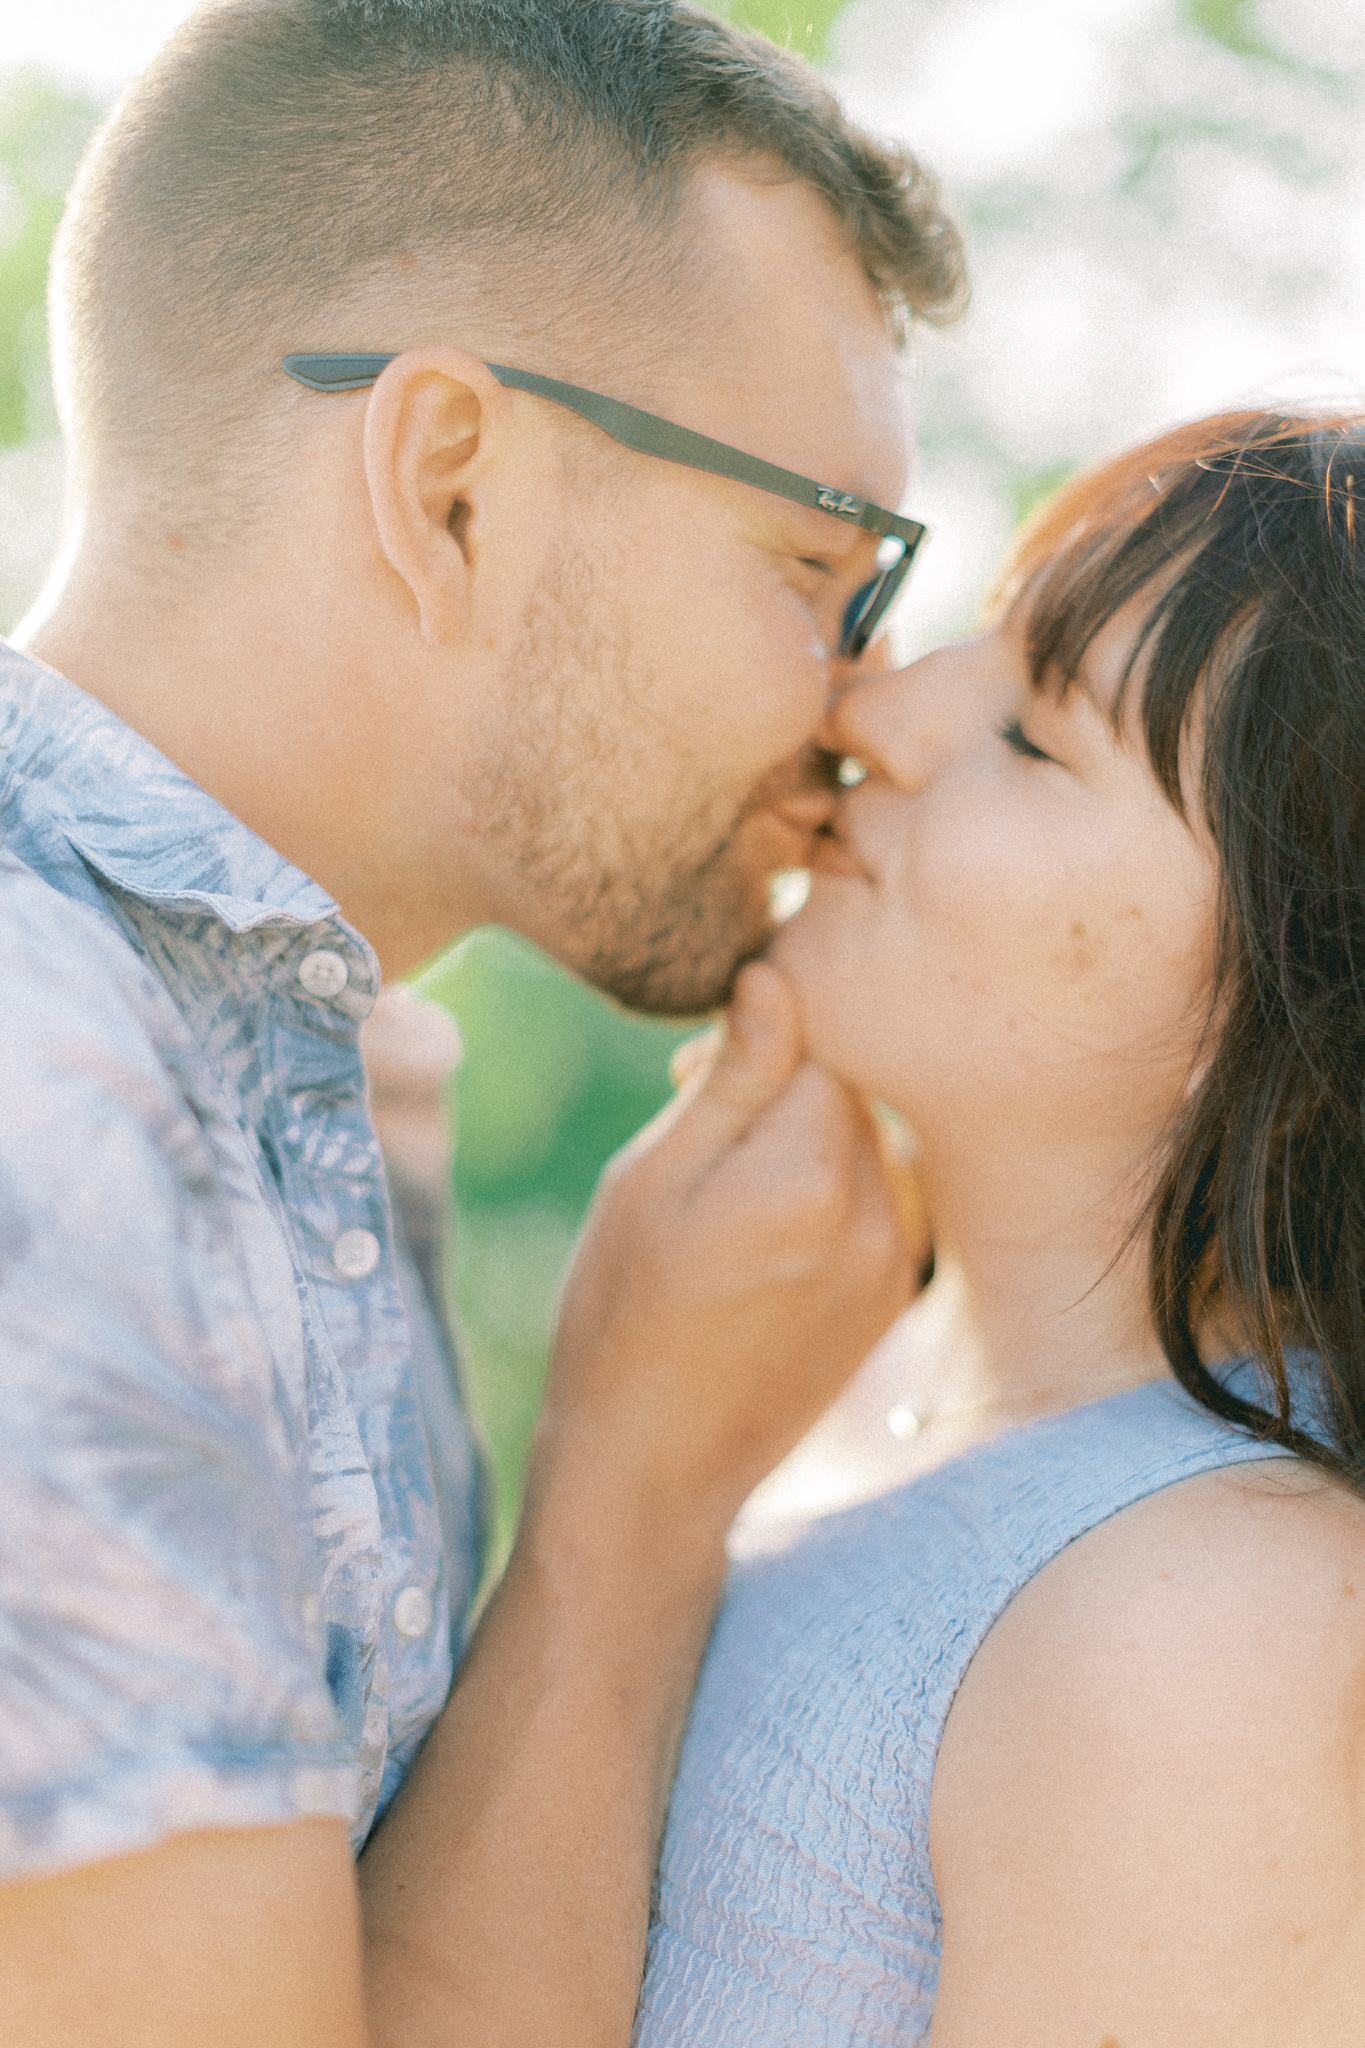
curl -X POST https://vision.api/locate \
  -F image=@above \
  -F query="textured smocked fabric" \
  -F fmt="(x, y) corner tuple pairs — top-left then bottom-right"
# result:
(0, 641), (482, 1881)
(635, 1370), (1294, 2045)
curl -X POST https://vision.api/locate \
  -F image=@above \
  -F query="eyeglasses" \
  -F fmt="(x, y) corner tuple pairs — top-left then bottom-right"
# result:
(282, 353), (926, 658)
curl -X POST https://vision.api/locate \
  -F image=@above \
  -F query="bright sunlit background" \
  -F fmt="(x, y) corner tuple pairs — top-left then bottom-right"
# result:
(4, 0), (1364, 1555)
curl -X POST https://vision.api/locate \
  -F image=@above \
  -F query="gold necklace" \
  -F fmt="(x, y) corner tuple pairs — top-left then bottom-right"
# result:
(886, 1367), (1161, 1441)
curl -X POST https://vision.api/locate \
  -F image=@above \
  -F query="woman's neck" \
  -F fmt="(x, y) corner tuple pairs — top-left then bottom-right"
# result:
(919, 1091), (1178, 1376)
(735, 1127), (1172, 1540)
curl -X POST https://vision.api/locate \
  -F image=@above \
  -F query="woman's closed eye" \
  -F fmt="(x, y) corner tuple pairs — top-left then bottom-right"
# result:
(998, 716), (1054, 763)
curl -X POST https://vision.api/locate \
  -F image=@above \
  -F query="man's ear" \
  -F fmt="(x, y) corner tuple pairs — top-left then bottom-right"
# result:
(362, 346), (510, 646)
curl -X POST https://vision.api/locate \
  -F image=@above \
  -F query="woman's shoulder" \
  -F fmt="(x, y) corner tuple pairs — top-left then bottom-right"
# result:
(941, 1452), (1365, 1730)
(928, 1458), (1365, 2046)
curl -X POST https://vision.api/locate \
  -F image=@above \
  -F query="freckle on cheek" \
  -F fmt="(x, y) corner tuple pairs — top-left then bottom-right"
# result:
(1054, 919), (1096, 978)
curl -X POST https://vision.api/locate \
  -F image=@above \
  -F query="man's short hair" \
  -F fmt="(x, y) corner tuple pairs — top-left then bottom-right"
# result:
(51, 0), (966, 533)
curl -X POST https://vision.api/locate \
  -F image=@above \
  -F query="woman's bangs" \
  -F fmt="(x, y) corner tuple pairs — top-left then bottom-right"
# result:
(986, 411), (1363, 810)
(990, 414), (1267, 688)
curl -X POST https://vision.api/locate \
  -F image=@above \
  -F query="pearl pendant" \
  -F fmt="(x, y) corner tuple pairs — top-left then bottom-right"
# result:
(887, 1405), (922, 1440)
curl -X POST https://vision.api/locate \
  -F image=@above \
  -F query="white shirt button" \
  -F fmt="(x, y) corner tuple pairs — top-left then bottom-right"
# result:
(332, 1227), (380, 1280)
(297, 948), (349, 1000)
(393, 1585), (434, 1639)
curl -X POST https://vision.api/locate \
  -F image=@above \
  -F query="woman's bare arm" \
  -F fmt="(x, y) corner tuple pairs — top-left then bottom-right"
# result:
(929, 1461), (1365, 2047)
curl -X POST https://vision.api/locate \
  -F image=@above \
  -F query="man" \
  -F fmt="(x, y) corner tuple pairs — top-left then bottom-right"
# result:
(0, 3), (962, 2041)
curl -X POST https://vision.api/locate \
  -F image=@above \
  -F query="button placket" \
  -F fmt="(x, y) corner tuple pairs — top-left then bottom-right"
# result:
(265, 920), (453, 1800)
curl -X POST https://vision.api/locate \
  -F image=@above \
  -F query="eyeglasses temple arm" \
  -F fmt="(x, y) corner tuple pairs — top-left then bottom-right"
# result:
(283, 354), (396, 391)
(281, 354), (922, 547)
(491, 366), (922, 544)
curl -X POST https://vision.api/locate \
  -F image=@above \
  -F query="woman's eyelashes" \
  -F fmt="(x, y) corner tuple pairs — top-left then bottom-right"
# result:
(998, 715), (1055, 763)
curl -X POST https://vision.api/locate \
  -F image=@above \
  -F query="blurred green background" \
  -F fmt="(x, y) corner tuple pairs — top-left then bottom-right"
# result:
(416, 935), (691, 1562)
(3, 0), (1363, 1560)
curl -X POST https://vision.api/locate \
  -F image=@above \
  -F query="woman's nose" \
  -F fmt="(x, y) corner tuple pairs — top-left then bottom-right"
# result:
(826, 636), (988, 789)
(823, 657), (940, 791)
(813, 636), (894, 751)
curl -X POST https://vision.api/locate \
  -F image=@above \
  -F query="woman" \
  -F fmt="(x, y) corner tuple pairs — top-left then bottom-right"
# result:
(632, 410), (1365, 2043)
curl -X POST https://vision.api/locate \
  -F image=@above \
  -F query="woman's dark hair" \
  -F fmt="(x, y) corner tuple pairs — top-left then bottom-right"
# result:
(993, 410), (1365, 1485)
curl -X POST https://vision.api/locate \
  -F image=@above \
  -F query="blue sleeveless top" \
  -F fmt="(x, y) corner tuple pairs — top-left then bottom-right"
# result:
(635, 1372), (1295, 2045)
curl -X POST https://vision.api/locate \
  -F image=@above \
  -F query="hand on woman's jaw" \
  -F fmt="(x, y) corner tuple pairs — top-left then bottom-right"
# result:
(748, 606), (1222, 1524)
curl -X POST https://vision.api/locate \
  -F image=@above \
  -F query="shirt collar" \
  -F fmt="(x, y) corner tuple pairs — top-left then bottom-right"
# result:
(0, 640), (342, 936)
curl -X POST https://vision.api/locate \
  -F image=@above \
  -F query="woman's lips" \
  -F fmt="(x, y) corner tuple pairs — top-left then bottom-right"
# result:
(808, 819), (871, 879)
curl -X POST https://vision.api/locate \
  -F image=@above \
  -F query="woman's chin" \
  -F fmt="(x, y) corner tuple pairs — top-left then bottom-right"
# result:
(767, 885), (867, 1062)
(767, 881), (937, 1117)
(767, 885), (832, 977)
(769, 861), (863, 953)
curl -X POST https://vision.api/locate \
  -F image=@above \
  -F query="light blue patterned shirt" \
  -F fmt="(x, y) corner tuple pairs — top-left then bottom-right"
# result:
(0, 641), (482, 1882)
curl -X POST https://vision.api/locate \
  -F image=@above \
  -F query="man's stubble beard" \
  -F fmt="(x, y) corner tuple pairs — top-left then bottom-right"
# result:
(469, 537), (778, 1017)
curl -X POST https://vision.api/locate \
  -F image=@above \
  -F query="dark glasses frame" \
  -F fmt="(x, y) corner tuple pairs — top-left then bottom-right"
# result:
(282, 353), (926, 657)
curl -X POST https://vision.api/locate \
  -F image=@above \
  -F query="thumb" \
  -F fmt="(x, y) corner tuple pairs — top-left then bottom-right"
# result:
(676, 960), (804, 1152)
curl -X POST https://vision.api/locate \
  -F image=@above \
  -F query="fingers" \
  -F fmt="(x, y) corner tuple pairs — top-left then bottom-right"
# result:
(668, 1026), (722, 1092)
(871, 1104), (932, 1276)
(547, 1003), (919, 1524)
(361, 986), (464, 1097)
(360, 989), (463, 1196)
(615, 962), (807, 1181)
(717, 961), (804, 1100)
(722, 1056), (852, 1205)
(666, 961), (804, 1154)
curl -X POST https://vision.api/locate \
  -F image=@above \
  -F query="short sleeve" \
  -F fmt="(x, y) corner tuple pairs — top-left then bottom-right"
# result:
(0, 859), (356, 1880)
